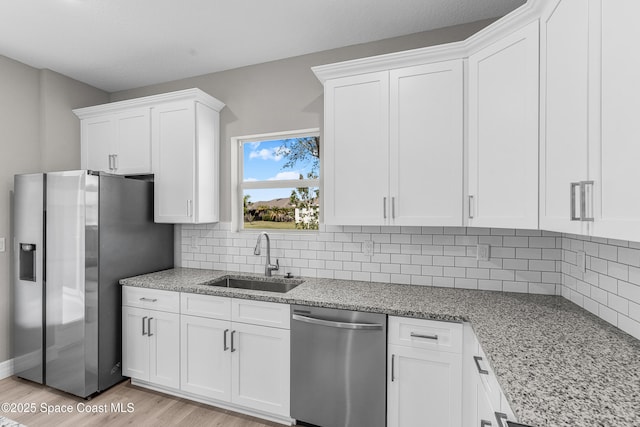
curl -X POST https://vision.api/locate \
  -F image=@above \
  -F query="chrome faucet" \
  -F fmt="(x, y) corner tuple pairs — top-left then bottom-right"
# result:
(254, 232), (279, 277)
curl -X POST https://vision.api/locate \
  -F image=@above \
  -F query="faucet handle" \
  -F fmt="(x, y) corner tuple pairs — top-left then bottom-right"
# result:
(273, 259), (280, 271)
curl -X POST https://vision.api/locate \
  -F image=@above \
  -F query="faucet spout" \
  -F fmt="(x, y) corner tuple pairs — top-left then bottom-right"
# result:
(254, 232), (279, 277)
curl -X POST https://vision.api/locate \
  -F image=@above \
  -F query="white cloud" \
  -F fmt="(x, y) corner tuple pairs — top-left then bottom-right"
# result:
(248, 145), (290, 162)
(268, 171), (301, 181)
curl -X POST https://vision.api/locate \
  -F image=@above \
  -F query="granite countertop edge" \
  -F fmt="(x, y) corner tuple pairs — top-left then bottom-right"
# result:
(119, 267), (640, 427)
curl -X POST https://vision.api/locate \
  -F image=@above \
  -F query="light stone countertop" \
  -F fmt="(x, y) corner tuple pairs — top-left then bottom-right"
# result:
(120, 267), (640, 427)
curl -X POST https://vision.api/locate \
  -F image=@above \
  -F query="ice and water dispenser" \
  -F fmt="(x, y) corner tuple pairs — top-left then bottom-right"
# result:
(19, 243), (36, 282)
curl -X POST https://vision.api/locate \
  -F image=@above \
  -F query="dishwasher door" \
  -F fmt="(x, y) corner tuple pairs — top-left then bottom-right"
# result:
(291, 305), (387, 427)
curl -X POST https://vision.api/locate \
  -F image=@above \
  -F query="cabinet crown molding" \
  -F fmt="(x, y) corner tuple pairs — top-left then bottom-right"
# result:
(73, 88), (225, 119)
(312, 0), (544, 83)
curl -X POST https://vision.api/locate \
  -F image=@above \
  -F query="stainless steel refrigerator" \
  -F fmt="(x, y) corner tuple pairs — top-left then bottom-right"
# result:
(12, 170), (174, 398)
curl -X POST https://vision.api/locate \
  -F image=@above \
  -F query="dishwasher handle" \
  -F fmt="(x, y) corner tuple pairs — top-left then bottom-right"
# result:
(292, 313), (384, 330)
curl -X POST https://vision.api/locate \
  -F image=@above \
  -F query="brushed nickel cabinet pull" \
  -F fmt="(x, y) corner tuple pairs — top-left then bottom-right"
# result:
(391, 354), (395, 382)
(474, 355), (489, 375)
(469, 195), (475, 219)
(411, 332), (438, 341)
(383, 197), (387, 219)
(223, 329), (229, 351)
(147, 317), (154, 337)
(581, 181), (594, 222)
(392, 197), (396, 219)
(142, 316), (147, 336)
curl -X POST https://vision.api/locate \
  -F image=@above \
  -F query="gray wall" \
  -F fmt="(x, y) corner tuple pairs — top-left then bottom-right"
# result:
(0, 56), (108, 363)
(111, 19), (496, 222)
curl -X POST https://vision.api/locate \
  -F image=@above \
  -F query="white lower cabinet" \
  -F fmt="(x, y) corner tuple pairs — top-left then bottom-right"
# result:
(179, 295), (290, 418)
(388, 317), (463, 427)
(463, 324), (518, 427)
(231, 322), (290, 415)
(122, 287), (291, 423)
(122, 305), (180, 389)
(180, 315), (231, 401)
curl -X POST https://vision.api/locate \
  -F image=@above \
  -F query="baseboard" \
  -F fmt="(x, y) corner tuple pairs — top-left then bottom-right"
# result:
(130, 379), (294, 426)
(0, 358), (14, 380)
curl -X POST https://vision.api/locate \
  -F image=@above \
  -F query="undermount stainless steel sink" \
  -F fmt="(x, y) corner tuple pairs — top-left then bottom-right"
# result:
(207, 276), (303, 293)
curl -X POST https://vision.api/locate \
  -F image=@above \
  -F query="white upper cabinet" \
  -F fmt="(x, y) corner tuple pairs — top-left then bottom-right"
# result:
(539, 0), (590, 234)
(152, 97), (222, 224)
(75, 89), (225, 224)
(468, 21), (540, 229)
(539, 0), (640, 241)
(323, 60), (464, 226)
(390, 61), (463, 226)
(80, 108), (151, 175)
(591, 0), (640, 241)
(324, 71), (390, 225)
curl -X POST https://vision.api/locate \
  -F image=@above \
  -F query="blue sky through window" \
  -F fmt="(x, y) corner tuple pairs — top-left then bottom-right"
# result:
(243, 138), (314, 202)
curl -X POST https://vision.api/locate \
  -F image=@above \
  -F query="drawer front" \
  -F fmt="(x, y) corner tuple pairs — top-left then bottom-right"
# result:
(181, 292), (231, 320)
(389, 316), (463, 353)
(231, 299), (290, 329)
(122, 286), (180, 313)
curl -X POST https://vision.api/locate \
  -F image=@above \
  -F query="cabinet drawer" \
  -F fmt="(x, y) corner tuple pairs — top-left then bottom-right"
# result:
(122, 286), (180, 313)
(389, 316), (463, 353)
(231, 299), (290, 330)
(181, 292), (231, 320)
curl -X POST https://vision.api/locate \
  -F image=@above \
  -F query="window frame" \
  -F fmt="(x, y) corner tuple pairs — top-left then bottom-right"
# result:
(230, 128), (320, 232)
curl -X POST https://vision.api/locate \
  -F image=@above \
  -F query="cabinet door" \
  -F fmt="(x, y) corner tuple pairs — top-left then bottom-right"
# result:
(122, 306), (149, 381)
(231, 322), (290, 416)
(148, 310), (180, 389)
(388, 344), (462, 427)
(152, 101), (196, 223)
(539, 0), (590, 234)
(477, 379), (497, 427)
(180, 315), (231, 401)
(468, 21), (539, 229)
(81, 115), (115, 172)
(591, 0), (640, 241)
(324, 72), (390, 225)
(390, 60), (463, 226)
(113, 109), (152, 174)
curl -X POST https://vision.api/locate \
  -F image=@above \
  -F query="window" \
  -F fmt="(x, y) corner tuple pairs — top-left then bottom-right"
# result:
(231, 129), (320, 231)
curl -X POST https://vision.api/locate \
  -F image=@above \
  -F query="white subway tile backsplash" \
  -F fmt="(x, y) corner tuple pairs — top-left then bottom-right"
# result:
(180, 223), (640, 340)
(562, 234), (640, 341)
(607, 261), (629, 281)
(619, 315), (640, 340)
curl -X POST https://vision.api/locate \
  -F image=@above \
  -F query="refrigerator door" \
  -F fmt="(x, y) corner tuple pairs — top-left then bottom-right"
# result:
(45, 170), (98, 397)
(96, 174), (173, 391)
(12, 173), (45, 384)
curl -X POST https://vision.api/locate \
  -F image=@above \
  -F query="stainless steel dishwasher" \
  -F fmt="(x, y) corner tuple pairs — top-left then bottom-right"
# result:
(291, 305), (386, 427)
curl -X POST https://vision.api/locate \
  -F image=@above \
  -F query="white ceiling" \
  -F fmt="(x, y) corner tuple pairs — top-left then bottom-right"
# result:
(0, 0), (526, 92)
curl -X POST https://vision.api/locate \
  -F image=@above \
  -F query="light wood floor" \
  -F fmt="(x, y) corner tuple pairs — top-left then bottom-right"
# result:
(0, 376), (284, 427)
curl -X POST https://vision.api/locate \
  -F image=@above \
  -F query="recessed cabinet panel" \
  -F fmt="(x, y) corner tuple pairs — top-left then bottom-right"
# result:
(468, 21), (539, 229)
(390, 60), (463, 226)
(324, 72), (390, 225)
(122, 306), (149, 381)
(82, 116), (114, 173)
(180, 315), (231, 401)
(593, 0), (640, 241)
(539, 0), (589, 234)
(148, 311), (180, 389)
(388, 344), (462, 427)
(114, 109), (152, 174)
(152, 101), (196, 223)
(231, 322), (290, 417)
